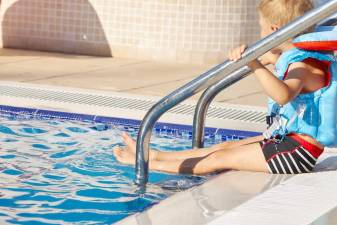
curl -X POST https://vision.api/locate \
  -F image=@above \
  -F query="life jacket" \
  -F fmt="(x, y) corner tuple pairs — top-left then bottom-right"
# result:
(266, 26), (337, 147)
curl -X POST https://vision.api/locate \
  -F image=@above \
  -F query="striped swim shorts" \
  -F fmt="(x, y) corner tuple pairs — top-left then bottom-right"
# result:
(259, 134), (324, 174)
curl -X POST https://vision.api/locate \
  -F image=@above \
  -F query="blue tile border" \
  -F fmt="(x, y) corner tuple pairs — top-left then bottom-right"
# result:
(0, 105), (261, 140)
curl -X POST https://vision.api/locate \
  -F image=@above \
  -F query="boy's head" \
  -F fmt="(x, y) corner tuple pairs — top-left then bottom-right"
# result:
(258, 0), (314, 37)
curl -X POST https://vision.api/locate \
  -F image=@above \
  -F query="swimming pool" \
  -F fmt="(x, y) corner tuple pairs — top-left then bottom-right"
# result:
(0, 105), (260, 224)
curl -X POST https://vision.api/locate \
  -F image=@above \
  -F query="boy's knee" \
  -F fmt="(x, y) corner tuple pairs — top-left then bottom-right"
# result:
(206, 150), (235, 170)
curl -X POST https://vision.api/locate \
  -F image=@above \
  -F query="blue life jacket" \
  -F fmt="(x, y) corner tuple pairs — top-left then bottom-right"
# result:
(267, 30), (337, 147)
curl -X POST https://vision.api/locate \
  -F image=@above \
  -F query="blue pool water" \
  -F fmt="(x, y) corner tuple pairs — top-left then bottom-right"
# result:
(0, 107), (259, 224)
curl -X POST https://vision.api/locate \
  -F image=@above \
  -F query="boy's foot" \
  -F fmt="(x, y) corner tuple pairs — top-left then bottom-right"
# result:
(121, 132), (137, 154)
(113, 132), (137, 164)
(113, 146), (136, 165)
(114, 132), (160, 164)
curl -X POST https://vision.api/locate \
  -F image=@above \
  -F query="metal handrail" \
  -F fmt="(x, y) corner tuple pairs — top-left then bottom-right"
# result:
(192, 66), (251, 148)
(319, 11), (337, 26)
(192, 13), (337, 149)
(135, 0), (337, 187)
(321, 17), (337, 25)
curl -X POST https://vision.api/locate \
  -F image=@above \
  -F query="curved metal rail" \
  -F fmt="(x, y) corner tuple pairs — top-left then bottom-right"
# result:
(192, 13), (337, 149)
(319, 13), (337, 26)
(192, 66), (251, 148)
(135, 0), (337, 187)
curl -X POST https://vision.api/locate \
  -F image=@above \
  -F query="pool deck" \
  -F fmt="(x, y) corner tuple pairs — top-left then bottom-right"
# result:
(118, 154), (337, 225)
(0, 48), (267, 107)
(1, 48), (337, 225)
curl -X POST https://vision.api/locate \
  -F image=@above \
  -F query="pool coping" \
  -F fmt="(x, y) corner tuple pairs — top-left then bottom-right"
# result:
(116, 151), (337, 225)
(0, 81), (267, 133)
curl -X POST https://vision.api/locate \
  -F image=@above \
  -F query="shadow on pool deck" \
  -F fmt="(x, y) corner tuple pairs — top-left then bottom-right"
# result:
(2, 0), (111, 57)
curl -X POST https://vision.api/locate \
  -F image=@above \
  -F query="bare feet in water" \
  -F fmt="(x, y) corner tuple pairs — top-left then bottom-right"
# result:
(113, 132), (137, 165)
(113, 132), (158, 165)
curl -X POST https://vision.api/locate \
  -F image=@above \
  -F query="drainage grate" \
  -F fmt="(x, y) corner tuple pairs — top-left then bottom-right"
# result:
(0, 83), (266, 124)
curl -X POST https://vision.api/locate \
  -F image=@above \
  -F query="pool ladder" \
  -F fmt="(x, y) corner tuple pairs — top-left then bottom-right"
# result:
(135, 0), (337, 187)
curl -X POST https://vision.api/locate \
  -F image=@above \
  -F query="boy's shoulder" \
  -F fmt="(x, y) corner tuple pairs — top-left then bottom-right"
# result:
(275, 48), (335, 78)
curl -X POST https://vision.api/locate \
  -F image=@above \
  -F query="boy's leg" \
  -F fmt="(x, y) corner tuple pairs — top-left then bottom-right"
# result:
(156, 135), (264, 161)
(150, 142), (268, 174)
(119, 132), (264, 161)
(114, 141), (268, 175)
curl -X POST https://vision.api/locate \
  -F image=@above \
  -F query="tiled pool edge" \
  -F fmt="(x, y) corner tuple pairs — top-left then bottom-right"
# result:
(0, 104), (260, 141)
(0, 81), (267, 133)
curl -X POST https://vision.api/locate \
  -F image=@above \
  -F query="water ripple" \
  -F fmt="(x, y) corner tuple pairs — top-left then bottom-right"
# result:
(0, 112), (208, 224)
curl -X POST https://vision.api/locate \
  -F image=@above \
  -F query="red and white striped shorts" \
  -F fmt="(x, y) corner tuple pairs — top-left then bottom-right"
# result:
(259, 134), (324, 174)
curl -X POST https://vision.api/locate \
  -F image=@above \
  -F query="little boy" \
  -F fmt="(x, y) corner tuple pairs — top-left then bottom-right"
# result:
(114, 0), (337, 175)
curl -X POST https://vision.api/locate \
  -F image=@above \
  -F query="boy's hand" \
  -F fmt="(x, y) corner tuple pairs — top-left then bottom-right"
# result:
(227, 45), (247, 62)
(227, 45), (263, 70)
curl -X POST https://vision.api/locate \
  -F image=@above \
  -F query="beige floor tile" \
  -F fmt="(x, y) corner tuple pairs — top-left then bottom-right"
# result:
(30, 61), (209, 91)
(125, 74), (267, 107)
(0, 48), (267, 107)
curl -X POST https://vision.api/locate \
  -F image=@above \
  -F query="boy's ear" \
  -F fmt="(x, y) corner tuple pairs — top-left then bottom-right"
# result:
(271, 24), (279, 32)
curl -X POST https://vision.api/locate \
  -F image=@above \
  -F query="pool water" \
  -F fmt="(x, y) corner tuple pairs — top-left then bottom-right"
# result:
(0, 110), (255, 225)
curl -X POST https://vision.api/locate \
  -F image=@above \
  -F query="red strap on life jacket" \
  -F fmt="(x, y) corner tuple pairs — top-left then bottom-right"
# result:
(294, 40), (337, 51)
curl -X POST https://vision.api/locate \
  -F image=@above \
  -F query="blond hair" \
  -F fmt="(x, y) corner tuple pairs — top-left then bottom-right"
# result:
(258, 0), (314, 26)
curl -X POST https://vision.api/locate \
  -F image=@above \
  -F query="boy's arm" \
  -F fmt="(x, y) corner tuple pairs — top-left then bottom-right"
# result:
(227, 45), (306, 105)
(250, 61), (306, 105)
(259, 51), (281, 66)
